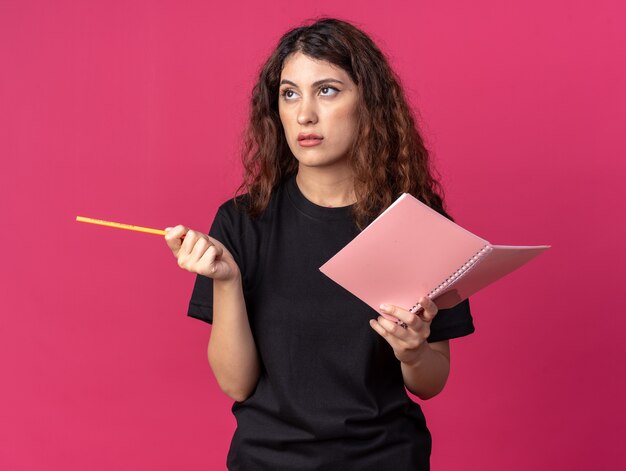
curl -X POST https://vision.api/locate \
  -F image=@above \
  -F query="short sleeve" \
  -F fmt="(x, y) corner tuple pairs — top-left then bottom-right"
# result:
(187, 202), (243, 324)
(426, 298), (475, 343)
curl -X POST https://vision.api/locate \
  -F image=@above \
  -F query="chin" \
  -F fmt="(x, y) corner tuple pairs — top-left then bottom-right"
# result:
(296, 159), (348, 170)
(290, 147), (350, 169)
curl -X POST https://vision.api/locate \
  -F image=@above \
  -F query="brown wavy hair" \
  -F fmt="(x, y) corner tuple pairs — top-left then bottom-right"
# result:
(237, 17), (449, 228)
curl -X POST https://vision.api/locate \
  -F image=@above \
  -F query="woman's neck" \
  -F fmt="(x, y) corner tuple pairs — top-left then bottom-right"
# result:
(295, 168), (356, 208)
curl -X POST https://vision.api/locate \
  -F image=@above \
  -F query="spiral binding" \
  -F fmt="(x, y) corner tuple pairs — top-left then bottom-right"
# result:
(408, 244), (493, 313)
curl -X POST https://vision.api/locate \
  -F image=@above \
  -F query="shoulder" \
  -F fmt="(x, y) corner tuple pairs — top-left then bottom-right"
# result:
(210, 181), (287, 242)
(216, 192), (251, 216)
(212, 192), (257, 231)
(217, 179), (291, 222)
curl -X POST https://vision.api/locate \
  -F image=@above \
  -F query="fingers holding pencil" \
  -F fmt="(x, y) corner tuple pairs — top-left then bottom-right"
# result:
(165, 225), (240, 281)
(164, 225), (188, 255)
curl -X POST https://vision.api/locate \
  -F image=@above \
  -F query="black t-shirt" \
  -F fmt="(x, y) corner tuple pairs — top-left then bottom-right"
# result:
(188, 175), (475, 470)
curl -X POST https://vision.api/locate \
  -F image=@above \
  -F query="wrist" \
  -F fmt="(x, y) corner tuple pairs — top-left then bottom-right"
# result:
(214, 268), (242, 289)
(401, 341), (432, 368)
(215, 270), (241, 285)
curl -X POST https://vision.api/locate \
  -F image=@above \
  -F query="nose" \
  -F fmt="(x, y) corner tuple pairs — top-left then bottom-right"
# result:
(297, 96), (318, 125)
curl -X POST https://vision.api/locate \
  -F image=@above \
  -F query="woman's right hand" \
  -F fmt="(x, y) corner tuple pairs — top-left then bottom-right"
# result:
(164, 225), (240, 282)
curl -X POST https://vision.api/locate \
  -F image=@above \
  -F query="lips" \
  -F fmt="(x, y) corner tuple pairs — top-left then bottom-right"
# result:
(298, 133), (323, 141)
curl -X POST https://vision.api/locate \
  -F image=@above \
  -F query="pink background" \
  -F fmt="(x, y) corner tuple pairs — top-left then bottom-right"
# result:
(1, 0), (624, 469)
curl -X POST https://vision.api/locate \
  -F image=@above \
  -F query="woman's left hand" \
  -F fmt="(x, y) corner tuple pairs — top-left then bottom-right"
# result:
(369, 296), (439, 365)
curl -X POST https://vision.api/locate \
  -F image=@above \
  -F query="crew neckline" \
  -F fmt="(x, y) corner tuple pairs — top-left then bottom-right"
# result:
(286, 174), (355, 221)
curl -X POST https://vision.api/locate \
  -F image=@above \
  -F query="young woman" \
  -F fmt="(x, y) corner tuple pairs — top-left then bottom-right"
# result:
(165, 18), (474, 470)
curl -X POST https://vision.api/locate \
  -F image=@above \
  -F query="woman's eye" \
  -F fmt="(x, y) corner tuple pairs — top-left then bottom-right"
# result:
(320, 87), (338, 96)
(281, 89), (298, 100)
(280, 87), (338, 100)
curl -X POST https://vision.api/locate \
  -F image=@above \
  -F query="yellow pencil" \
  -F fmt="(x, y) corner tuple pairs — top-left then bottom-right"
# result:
(76, 216), (166, 236)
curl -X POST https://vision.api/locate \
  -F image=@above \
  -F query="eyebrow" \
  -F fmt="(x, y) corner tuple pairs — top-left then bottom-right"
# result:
(279, 78), (345, 88)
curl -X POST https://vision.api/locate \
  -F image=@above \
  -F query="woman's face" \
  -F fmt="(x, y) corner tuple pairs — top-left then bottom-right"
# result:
(278, 52), (359, 171)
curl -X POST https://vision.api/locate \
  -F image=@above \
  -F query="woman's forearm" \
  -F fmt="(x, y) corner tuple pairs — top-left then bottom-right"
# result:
(208, 275), (260, 402)
(400, 342), (450, 400)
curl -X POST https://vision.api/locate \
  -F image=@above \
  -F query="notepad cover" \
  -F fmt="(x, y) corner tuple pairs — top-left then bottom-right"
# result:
(319, 194), (549, 311)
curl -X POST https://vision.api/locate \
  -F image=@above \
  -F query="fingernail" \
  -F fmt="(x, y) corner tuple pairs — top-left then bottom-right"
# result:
(379, 304), (389, 311)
